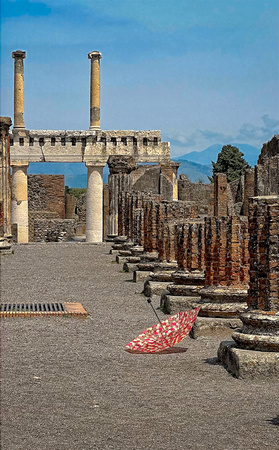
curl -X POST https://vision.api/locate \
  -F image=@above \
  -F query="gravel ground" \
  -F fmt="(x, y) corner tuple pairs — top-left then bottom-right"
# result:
(1, 242), (279, 450)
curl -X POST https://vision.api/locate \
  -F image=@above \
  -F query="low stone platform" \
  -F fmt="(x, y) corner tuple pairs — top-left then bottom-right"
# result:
(167, 284), (203, 297)
(133, 270), (153, 282)
(116, 255), (128, 264)
(160, 294), (200, 314)
(191, 317), (242, 339)
(143, 281), (170, 297)
(218, 341), (279, 379)
(198, 302), (248, 318)
(123, 262), (138, 273)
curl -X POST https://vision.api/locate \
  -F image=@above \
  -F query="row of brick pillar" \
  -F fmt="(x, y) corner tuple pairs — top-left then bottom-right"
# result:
(117, 190), (278, 316)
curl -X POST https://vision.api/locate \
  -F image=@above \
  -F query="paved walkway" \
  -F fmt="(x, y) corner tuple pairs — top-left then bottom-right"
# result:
(1, 243), (279, 450)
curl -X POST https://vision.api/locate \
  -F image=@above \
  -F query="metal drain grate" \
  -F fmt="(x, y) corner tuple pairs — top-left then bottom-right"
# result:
(0, 302), (87, 317)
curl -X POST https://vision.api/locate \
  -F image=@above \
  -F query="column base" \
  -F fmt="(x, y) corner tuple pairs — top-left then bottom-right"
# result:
(218, 340), (279, 379)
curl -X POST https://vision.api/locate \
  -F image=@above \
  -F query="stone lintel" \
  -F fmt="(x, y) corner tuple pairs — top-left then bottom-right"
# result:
(12, 50), (26, 59)
(218, 340), (279, 379)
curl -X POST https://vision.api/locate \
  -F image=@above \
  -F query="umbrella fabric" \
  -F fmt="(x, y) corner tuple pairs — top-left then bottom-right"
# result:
(125, 308), (199, 353)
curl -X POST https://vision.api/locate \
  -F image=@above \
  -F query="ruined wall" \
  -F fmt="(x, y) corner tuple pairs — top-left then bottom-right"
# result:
(177, 174), (213, 215)
(28, 174), (65, 219)
(131, 163), (178, 202)
(255, 135), (279, 196)
(33, 219), (76, 242)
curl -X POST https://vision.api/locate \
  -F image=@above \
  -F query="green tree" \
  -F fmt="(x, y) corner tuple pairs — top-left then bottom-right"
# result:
(210, 145), (251, 182)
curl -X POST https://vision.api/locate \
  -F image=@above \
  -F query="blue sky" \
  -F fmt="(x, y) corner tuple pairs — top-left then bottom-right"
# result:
(1, 0), (278, 156)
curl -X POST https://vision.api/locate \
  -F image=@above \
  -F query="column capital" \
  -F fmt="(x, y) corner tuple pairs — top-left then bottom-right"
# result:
(11, 161), (29, 168)
(88, 51), (102, 60)
(85, 159), (107, 168)
(12, 50), (26, 59)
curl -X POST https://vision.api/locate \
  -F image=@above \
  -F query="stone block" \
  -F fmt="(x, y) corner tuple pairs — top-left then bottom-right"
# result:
(190, 317), (242, 339)
(160, 293), (200, 314)
(122, 262), (138, 273)
(218, 340), (279, 379)
(167, 284), (203, 297)
(116, 255), (128, 264)
(133, 270), (153, 283)
(143, 281), (170, 297)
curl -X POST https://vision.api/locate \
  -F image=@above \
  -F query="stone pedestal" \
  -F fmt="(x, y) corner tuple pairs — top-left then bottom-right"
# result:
(11, 162), (29, 243)
(86, 162), (105, 243)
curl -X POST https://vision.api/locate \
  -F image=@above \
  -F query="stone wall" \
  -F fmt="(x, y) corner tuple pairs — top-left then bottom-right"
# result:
(28, 174), (65, 219)
(255, 135), (279, 196)
(177, 174), (212, 215)
(33, 218), (76, 242)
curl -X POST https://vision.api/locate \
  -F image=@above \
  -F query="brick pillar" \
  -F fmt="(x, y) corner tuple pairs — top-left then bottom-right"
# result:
(214, 173), (228, 217)
(231, 196), (279, 353)
(0, 117), (12, 249)
(242, 168), (255, 216)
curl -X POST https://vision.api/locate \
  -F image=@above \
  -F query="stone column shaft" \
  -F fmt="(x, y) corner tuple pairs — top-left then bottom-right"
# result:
(0, 117), (12, 247)
(86, 162), (105, 242)
(12, 50), (26, 130)
(11, 162), (29, 243)
(88, 51), (102, 130)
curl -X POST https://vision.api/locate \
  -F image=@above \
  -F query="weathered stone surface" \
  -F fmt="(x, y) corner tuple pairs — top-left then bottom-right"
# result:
(191, 317), (242, 339)
(149, 271), (174, 282)
(115, 255), (128, 264)
(122, 262), (138, 273)
(171, 271), (205, 286)
(218, 341), (279, 378)
(133, 270), (153, 283)
(167, 284), (202, 297)
(143, 281), (170, 297)
(126, 256), (141, 263)
(199, 302), (248, 318)
(160, 293), (200, 314)
(200, 286), (248, 303)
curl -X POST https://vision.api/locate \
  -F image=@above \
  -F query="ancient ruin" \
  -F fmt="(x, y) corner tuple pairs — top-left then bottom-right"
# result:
(1, 49), (278, 380)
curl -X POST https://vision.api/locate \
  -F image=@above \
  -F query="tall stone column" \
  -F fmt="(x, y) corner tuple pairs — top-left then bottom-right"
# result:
(0, 117), (12, 249)
(86, 161), (106, 243)
(12, 50), (26, 130)
(88, 51), (102, 130)
(11, 162), (29, 243)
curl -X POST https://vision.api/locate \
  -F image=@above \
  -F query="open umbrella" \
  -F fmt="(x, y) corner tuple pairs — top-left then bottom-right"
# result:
(126, 302), (199, 353)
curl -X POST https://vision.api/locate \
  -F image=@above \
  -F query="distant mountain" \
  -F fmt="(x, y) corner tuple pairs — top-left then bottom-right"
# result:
(173, 143), (260, 167)
(176, 160), (212, 183)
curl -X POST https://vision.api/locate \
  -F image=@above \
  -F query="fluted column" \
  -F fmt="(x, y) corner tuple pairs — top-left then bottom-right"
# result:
(11, 162), (29, 243)
(12, 50), (26, 130)
(88, 51), (102, 130)
(86, 161), (106, 242)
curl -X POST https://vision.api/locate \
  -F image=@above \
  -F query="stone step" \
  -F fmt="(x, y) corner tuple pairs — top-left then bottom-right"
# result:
(133, 270), (153, 283)
(149, 271), (175, 282)
(190, 317), (242, 339)
(171, 271), (205, 286)
(118, 250), (133, 256)
(167, 284), (203, 297)
(126, 256), (141, 263)
(218, 341), (279, 379)
(123, 262), (138, 273)
(116, 255), (128, 264)
(200, 286), (248, 303)
(160, 294), (200, 314)
(143, 281), (170, 297)
(199, 302), (248, 318)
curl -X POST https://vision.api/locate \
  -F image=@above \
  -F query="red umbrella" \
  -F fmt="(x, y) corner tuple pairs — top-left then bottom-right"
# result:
(125, 307), (199, 353)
